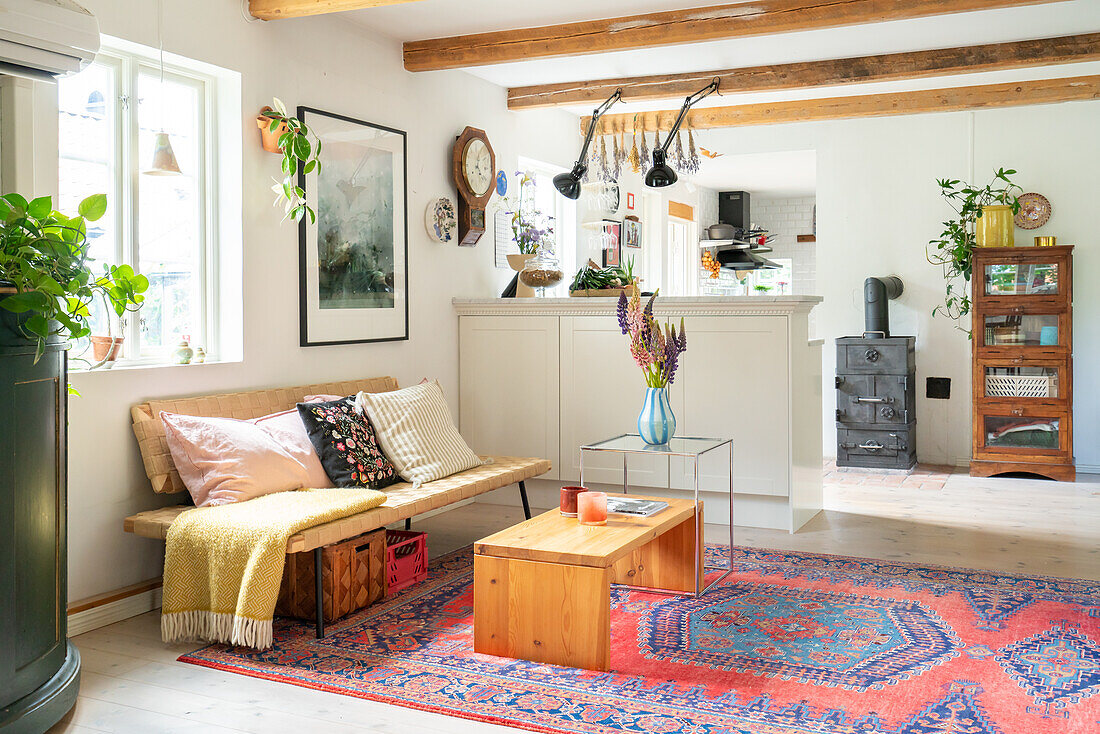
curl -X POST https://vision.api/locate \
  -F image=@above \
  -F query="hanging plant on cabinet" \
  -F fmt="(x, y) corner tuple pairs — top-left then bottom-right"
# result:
(927, 167), (1021, 330)
(261, 98), (323, 223)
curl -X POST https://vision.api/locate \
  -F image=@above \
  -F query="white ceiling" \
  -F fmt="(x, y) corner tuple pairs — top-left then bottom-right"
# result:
(344, 0), (1100, 114)
(688, 150), (816, 198)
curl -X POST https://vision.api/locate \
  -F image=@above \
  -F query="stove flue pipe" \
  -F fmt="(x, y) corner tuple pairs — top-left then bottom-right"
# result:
(864, 276), (904, 339)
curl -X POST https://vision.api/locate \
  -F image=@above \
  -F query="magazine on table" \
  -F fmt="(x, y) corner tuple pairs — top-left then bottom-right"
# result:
(606, 497), (669, 517)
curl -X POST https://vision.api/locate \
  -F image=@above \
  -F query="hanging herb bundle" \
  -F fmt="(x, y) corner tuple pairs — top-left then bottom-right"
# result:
(686, 128), (701, 174)
(628, 120), (641, 173)
(598, 136), (610, 182)
(612, 135), (623, 181)
(639, 129), (651, 170)
(672, 131), (686, 171)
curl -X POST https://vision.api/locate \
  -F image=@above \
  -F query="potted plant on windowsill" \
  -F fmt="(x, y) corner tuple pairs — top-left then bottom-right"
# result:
(0, 192), (149, 377)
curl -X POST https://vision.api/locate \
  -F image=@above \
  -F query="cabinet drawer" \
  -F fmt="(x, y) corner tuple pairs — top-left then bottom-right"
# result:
(974, 406), (1071, 461)
(836, 337), (914, 374)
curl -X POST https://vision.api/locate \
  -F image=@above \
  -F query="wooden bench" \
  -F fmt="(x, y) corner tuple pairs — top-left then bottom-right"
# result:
(122, 377), (551, 637)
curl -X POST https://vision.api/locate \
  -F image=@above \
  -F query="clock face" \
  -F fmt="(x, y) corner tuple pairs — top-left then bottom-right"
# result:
(463, 138), (492, 197)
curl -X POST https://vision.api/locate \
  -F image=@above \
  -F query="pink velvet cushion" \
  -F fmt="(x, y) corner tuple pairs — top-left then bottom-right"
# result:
(161, 411), (331, 507)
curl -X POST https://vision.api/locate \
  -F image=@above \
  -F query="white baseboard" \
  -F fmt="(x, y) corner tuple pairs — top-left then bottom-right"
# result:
(68, 587), (162, 637)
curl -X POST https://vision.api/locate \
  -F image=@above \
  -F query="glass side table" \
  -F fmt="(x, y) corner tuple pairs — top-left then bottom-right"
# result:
(579, 434), (733, 596)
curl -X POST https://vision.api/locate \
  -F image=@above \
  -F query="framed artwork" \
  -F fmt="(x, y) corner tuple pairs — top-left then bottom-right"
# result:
(298, 107), (409, 347)
(623, 217), (641, 249)
(626, 192), (635, 211)
(601, 219), (621, 267)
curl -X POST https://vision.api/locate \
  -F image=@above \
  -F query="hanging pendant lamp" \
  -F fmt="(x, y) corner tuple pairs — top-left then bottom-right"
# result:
(553, 88), (622, 199)
(144, 0), (181, 176)
(644, 78), (719, 189)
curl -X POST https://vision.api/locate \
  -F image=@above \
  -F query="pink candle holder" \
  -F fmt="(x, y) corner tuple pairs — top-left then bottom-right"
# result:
(560, 486), (587, 517)
(577, 491), (607, 526)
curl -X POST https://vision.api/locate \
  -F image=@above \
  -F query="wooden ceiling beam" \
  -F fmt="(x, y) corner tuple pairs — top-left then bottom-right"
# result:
(510, 33), (1100, 110)
(403, 0), (1062, 72)
(249, 0), (424, 21)
(582, 75), (1100, 133)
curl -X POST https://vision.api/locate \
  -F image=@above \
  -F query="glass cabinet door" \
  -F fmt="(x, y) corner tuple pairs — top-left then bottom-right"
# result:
(982, 313), (1064, 348)
(984, 261), (1060, 296)
(983, 414), (1061, 451)
(981, 362), (1063, 401)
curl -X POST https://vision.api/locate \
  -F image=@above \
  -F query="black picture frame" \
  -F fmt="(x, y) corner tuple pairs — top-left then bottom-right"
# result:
(298, 106), (409, 347)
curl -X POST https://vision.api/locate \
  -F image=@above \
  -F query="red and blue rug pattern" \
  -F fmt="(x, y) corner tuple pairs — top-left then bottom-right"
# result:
(180, 546), (1100, 733)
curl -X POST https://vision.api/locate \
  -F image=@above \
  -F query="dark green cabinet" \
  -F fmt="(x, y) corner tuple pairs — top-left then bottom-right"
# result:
(0, 326), (80, 733)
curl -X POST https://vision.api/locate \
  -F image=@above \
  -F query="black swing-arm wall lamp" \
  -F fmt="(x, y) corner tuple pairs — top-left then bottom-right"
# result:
(553, 88), (623, 200)
(644, 78), (720, 188)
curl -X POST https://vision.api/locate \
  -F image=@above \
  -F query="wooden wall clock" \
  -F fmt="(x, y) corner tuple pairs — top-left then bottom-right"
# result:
(452, 126), (495, 247)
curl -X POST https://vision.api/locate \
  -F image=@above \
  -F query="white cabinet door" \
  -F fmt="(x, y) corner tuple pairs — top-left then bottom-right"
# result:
(459, 316), (559, 478)
(559, 316), (684, 487)
(675, 316), (789, 499)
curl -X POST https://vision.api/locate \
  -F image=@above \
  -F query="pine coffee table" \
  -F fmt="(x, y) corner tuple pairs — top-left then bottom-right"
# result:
(473, 495), (702, 671)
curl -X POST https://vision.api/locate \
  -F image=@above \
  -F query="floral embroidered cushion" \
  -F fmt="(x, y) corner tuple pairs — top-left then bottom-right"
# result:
(297, 397), (399, 490)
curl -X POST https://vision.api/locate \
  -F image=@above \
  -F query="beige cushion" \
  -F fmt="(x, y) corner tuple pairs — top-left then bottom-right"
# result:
(355, 381), (482, 485)
(132, 377), (398, 494)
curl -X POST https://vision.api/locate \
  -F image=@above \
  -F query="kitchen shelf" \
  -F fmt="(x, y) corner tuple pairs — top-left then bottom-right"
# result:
(699, 239), (773, 254)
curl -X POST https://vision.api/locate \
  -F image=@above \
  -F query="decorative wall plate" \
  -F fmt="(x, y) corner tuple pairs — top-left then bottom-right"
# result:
(1014, 193), (1051, 230)
(425, 197), (457, 243)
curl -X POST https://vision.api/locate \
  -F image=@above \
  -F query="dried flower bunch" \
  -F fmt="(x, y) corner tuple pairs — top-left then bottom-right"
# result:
(616, 290), (687, 388)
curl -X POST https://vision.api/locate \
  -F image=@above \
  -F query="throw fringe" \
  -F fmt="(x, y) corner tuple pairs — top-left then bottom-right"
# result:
(162, 610), (273, 650)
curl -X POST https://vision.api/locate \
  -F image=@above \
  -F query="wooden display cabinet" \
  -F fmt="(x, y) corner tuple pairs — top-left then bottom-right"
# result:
(970, 245), (1074, 481)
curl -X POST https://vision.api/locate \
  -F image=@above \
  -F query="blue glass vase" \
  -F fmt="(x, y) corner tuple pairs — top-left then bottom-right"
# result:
(637, 387), (676, 445)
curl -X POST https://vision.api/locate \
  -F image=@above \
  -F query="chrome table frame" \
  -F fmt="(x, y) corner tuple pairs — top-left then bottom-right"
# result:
(579, 434), (734, 596)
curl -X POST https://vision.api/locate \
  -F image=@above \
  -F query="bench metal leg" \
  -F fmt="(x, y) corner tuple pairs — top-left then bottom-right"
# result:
(519, 480), (531, 520)
(314, 547), (325, 639)
(404, 518), (411, 531)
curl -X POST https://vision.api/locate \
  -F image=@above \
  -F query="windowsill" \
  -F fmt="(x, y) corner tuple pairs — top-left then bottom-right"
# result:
(70, 358), (242, 375)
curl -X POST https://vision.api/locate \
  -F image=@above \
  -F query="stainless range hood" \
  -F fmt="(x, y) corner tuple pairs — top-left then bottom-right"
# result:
(715, 244), (780, 271)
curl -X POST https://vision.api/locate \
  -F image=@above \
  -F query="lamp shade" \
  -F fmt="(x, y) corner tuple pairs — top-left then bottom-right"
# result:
(553, 162), (587, 200)
(144, 132), (181, 176)
(644, 149), (677, 188)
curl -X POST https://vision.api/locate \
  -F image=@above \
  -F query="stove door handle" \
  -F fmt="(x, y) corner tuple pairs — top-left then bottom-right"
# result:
(852, 396), (890, 404)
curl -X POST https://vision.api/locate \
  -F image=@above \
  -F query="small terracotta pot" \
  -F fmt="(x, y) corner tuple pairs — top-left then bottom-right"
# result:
(256, 106), (288, 154)
(90, 335), (124, 362)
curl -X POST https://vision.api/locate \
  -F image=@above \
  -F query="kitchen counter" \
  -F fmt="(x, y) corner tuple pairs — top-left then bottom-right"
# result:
(454, 295), (824, 532)
(453, 295), (822, 317)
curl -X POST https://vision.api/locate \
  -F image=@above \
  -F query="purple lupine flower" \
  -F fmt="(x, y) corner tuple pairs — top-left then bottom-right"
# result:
(678, 317), (687, 352)
(617, 292), (629, 334)
(663, 337), (680, 384)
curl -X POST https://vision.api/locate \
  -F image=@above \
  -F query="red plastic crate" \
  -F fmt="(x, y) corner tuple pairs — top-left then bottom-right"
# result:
(385, 530), (427, 594)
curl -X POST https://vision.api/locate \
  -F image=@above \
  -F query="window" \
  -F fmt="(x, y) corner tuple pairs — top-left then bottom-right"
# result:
(59, 43), (220, 364)
(518, 158), (577, 290)
(751, 258), (793, 295)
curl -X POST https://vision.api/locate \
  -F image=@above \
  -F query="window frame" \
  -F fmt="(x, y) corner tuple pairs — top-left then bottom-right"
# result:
(59, 43), (221, 365)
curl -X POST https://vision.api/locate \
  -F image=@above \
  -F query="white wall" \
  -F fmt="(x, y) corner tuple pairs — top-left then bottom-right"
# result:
(753, 196), (817, 296)
(692, 100), (1099, 469)
(64, 0), (579, 602)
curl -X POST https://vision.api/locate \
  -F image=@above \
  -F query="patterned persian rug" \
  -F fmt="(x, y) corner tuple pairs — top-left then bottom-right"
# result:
(180, 546), (1100, 733)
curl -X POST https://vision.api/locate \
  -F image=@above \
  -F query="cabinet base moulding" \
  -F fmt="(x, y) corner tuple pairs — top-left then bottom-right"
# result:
(969, 459), (1075, 483)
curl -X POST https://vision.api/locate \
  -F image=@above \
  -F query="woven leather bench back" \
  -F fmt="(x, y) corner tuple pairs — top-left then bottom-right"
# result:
(131, 377), (399, 494)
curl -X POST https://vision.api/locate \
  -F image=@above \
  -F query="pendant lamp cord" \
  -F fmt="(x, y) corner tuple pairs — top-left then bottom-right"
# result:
(157, 0), (166, 132)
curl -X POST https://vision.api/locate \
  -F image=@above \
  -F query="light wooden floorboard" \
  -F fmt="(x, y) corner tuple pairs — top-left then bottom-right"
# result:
(51, 467), (1100, 733)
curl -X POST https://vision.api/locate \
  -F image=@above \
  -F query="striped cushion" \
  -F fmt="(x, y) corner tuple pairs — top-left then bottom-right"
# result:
(354, 381), (482, 485)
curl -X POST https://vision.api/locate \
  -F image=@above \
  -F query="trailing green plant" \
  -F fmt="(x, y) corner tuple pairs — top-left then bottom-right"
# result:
(0, 193), (148, 368)
(264, 98), (322, 224)
(927, 168), (1021, 328)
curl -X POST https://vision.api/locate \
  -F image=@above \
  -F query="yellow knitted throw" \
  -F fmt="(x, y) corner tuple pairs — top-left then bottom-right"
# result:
(161, 488), (386, 649)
